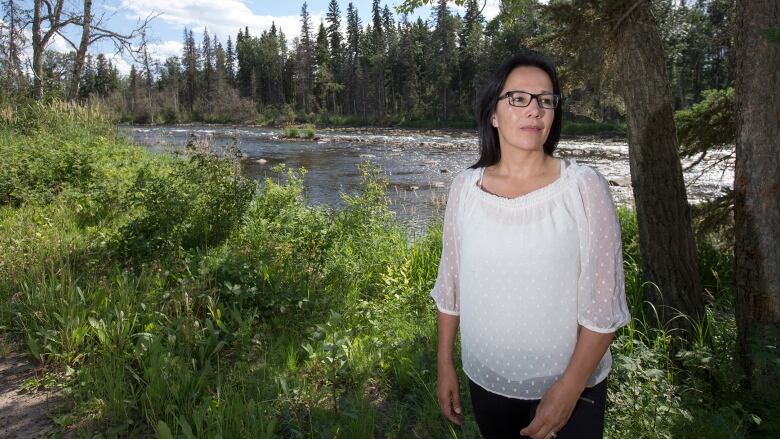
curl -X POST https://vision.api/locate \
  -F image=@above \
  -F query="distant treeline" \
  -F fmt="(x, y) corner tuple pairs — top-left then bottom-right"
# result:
(1, 0), (735, 125)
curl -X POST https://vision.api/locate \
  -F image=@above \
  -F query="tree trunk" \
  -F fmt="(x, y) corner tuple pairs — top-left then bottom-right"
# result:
(67, 0), (92, 100)
(610, 1), (704, 332)
(31, 0), (69, 101)
(734, 0), (780, 398)
(32, 0), (44, 100)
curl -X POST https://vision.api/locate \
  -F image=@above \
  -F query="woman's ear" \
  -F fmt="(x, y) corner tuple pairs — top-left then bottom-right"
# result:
(491, 115), (498, 128)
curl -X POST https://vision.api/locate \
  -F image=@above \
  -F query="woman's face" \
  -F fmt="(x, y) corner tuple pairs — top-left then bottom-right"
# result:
(491, 66), (555, 154)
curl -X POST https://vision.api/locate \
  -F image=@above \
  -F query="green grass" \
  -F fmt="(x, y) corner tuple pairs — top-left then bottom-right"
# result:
(283, 125), (300, 138)
(0, 101), (777, 437)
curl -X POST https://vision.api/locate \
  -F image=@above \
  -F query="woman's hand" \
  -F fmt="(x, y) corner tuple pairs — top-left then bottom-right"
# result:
(519, 377), (581, 439)
(436, 361), (463, 426)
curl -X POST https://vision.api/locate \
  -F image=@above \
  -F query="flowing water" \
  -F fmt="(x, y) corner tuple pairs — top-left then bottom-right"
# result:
(119, 125), (734, 234)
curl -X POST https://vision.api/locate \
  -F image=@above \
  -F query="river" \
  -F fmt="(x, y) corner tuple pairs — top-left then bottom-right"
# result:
(119, 125), (734, 233)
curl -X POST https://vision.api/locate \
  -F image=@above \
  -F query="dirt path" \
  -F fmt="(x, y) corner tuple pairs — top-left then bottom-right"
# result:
(0, 353), (63, 439)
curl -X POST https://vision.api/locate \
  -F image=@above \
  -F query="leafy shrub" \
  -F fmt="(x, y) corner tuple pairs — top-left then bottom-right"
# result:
(203, 165), (334, 317)
(107, 153), (255, 261)
(0, 135), (102, 206)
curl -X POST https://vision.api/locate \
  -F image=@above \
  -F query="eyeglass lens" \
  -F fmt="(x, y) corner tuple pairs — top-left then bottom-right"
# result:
(508, 92), (557, 109)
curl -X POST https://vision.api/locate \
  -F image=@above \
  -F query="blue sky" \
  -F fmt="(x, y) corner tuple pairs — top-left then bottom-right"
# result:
(32, 0), (500, 74)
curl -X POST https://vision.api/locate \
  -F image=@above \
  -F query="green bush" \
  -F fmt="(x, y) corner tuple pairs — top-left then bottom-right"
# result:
(302, 124), (316, 138)
(283, 126), (299, 138)
(105, 154), (255, 261)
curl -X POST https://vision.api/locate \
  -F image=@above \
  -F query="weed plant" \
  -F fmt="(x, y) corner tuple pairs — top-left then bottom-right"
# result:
(283, 126), (300, 138)
(282, 125), (316, 139)
(302, 125), (316, 139)
(0, 102), (777, 437)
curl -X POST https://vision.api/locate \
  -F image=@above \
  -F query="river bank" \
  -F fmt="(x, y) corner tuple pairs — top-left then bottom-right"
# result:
(120, 123), (732, 212)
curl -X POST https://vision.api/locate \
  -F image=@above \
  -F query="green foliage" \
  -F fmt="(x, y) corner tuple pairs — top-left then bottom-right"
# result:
(281, 124), (316, 138)
(283, 125), (300, 138)
(302, 124), (316, 138)
(106, 154), (255, 261)
(675, 88), (735, 157)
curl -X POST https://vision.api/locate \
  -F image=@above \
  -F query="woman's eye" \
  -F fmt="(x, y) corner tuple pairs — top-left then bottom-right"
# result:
(512, 96), (529, 105)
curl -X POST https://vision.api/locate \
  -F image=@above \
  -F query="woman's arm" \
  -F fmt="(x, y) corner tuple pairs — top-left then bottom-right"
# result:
(520, 327), (614, 439)
(561, 327), (615, 390)
(430, 172), (467, 425)
(436, 311), (463, 425)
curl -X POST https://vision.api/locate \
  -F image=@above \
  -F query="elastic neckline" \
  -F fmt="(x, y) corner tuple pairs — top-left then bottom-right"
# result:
(473, 158), (573, 207)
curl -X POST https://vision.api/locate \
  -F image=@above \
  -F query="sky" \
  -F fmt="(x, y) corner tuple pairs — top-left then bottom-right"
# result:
(24, 0), (502, 75)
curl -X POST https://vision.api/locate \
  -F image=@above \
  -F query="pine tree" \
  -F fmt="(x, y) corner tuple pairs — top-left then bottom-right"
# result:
(214, 36), (226, 91)
(298, 2), (315, 112)
(325, 0), (343, 97)
(397, 15), (420, 115)
(182, 27), (199, 110)
(236, 28), (253, 98)
(383, 5), (398, 114)
(458, 0), (484, 117)
(94, 53), (118, 97)
(431, 0), (456, 120)
(78, 54), (95, 100)
(315, 21), (339, 112)
(202, 27), (214, 100)
(369, 0), (386, 118)
(225, 36), (236, 85)
(0, 0), (26, 94)
(161, 56), (180, 114)
(128, 64), (140, 114)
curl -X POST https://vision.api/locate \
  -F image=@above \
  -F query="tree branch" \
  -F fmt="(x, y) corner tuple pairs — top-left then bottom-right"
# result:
(611, 0), (645, 34)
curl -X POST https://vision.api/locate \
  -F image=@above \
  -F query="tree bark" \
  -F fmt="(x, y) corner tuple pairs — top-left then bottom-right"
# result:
(610, 1), (704, 332)
(32, 0), (44, 100)
(67, 0), (92, 100)
(31, 0), (74, 100)
(734, 0), (780, 397)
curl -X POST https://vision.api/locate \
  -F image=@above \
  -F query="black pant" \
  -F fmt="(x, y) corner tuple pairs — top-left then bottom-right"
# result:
(468, 377), (608, 439)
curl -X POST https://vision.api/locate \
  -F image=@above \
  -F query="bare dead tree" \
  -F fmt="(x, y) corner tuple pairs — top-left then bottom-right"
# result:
(61, 0), (157, 100)
(31, 0), (79, 100)
(1, 0), (27, 94)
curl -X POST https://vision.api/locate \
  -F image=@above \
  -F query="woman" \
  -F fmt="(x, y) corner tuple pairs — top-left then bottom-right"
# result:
(431, 53), (630, 439)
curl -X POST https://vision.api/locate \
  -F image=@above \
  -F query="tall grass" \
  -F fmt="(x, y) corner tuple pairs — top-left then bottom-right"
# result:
(0, 102), (776, 437)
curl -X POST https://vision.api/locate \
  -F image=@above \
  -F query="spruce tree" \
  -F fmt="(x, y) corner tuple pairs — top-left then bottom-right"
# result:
(226, 36), (236, 85)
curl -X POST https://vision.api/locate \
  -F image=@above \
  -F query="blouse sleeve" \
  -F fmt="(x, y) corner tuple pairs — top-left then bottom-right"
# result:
(575, 166), (631, 333)
(429, 171), (468, 316)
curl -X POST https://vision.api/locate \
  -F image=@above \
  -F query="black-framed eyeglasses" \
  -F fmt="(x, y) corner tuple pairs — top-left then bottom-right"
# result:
(498, 91), (560, 109)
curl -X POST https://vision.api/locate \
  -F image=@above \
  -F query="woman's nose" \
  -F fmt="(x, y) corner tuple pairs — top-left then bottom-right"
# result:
(525, 99), (544, 117)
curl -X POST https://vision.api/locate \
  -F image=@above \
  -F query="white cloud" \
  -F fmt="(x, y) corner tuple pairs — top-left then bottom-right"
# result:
(104, 52), (133, 75)
(482, 0), (501, 20)
(450, 0), (501, 21)
(146, 40), (184, 62)
(120, 0), (321, 42)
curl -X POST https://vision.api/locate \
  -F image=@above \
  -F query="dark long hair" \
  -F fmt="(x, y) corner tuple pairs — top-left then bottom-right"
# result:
(471, 53), (563, 169)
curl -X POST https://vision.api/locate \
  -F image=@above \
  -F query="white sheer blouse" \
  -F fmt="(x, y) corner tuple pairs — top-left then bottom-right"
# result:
(430, 158), (630, 399)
